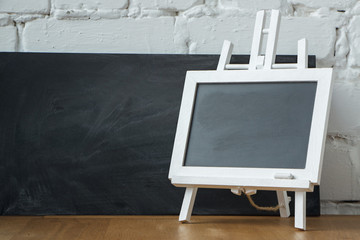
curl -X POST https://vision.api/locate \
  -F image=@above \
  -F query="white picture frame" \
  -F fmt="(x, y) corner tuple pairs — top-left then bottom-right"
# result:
(169, 68), (333, 191)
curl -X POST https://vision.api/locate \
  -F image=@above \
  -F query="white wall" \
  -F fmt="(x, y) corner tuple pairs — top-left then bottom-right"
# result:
(1, 0), (360, 214)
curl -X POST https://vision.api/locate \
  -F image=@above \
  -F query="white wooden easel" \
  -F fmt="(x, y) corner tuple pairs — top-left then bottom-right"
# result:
(179, 9), (309, 230)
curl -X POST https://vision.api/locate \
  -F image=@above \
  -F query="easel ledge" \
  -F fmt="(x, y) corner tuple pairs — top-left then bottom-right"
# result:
(171, 177), (314, 192)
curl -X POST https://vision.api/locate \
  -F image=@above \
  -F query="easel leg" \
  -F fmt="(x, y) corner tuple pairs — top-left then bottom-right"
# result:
(179, 187), (198, 223)
(295, 191), (306, 230)
(276, 191), (290, 217)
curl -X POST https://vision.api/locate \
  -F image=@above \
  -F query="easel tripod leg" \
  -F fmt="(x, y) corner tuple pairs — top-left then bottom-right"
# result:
(295, 191), (306, 230)
(179, 187), (198, 223)
(276, 191), (290, 217)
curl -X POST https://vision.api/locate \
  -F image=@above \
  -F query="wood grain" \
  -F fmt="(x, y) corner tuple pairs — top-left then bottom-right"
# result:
(0, 216), (359, 240)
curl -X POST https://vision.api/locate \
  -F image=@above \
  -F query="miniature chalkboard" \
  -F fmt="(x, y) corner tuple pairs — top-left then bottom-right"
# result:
(169, 69), (333, 231)
(169, 69), (332, 187)
(169, 10), (333, 230)
(185, 82), (317, 169)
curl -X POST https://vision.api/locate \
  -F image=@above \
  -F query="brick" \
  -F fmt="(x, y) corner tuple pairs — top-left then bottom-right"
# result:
(0, 0), (49, 14)
(219, 0), (293, 15)
(278, 17), (336, 65)
(351, 1), (360, 15)
(327, 83), (360, 135)
(53, 9), (129, 20)
(0, 14), (11, 27)
(347, 16), (360, 67)
(221, 0), (282, 8)
(334, 27), (350, 67)
(288, 0), (357, 9)
(205, 0), (218, 7)
(182, 5), (217, 18)
(0, 26), (17, 51)
(140, 9), (176, 18)
(321, 144), (354, 200)
(23, 18), (176, 53)
(178, 15), (335, 61)
(55, 0), (128, 10)
(321, 201), (360, 215)
(130, 0), (204, 11)
(321, 139), (360, 201)
(13, 14), (44, 24)
(176, 16), (254, 54)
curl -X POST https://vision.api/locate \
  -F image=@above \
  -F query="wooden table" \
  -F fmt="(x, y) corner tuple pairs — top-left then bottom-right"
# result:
(1, 215), (359, 240)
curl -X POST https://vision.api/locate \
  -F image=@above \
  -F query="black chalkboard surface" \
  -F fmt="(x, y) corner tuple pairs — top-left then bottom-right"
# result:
(0, 53), (319, 216)
(185, 82), (317, 169)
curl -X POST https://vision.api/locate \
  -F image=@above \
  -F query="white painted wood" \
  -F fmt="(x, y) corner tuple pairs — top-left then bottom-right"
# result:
(179, 187), (198, 223)
(231, 188), (257, 196)
(225, 63), (298, 70)
(264, 10), (280, 70)
(172, 176), (313, 191)
(257, 55), (265, 67)
(305, 69), (334, 184)
(276, 191), (291, 217)
(262, 28), (269, 34)
(226, 10), (282, 71)
(245, 189), (257, 195)
(298, 38), (308, 69)
(274, 173), (294, 179)
(249, 10), (265, 70)
(217, 40), (233, 71)
(271, 64), (297, 69)
(231, 187), (242, 196)
(225, 64), (249, 70)
(168, 71), (198, 179)
(169, 69), (333, 185)
(295, 191), (306, 230)
(175, 184), (313, 192)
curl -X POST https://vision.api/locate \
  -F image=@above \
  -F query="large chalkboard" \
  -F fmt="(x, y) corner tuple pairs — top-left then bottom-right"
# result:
(0, 53), (319, 216)
(185, 82), (317, 168)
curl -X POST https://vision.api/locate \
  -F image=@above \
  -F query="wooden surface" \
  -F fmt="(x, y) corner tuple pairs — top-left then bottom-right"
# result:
(1, 216), (359, 240)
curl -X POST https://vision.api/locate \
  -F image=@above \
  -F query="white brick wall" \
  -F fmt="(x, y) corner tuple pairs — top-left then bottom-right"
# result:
(0, 25), (17, 51)
(220, 0), (293, 15)
(1, 0), (360, 214)
(130, 0), (204, 11)
(348, 16), (360, 67)
(55, 0), (129, 10)
(288, 0), (357, 9)
(0, 0), (50, 14)
(24, 18), (176, 53)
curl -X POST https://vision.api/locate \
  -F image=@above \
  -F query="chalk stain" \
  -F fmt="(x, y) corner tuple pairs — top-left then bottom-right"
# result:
(1, 53), (321, 215)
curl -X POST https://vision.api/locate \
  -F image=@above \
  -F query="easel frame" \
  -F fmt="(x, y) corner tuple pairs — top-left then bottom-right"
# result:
(168, 10), (333, 230)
